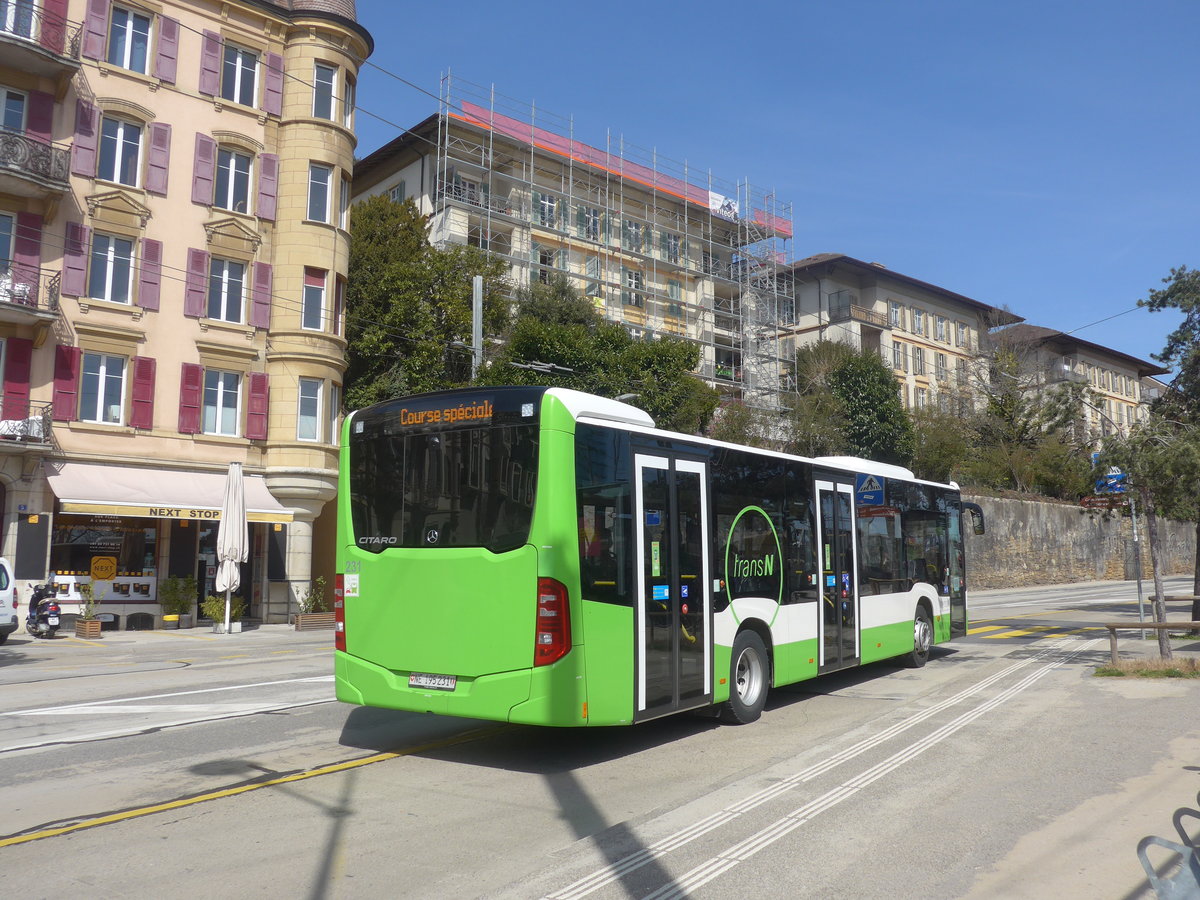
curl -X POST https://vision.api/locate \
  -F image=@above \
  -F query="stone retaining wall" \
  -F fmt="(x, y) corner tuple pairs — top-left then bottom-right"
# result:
(964, 495), (1196, 589)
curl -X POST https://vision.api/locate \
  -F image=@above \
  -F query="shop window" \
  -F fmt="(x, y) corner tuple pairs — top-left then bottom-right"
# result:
(50, 514), (157, 578)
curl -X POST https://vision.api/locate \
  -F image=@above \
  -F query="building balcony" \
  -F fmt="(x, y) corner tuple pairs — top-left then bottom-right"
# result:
(1045, 366), (1087, 385)
(0, 400), (51, 451)
(0, 9), (81, 91)
(0, 133), (70, 199)
(436, 178), (514, 217)
(0, 265), (60, 325)
(828, 299), (887, 329)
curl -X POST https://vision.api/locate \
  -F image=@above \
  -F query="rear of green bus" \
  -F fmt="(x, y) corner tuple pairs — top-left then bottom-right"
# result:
(334, 386), (588, 726)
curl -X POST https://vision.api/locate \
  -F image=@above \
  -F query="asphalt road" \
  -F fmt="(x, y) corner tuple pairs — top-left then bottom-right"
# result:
(0, 581), (1197, 899)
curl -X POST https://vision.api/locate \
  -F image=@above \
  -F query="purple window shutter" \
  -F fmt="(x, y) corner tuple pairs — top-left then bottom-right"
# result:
(192, 133), (216, 205)
(138, 238), (162, 311)
(154, 17), (179, 84)
(2, 337), (32, 420)
(71, 100), (99, 177)
(245, 372), (269, 440)
(53, 346), (81, 422)
(39, 0), (68, 54)
(184, 248), (209, 317)
(129, 356), (156, 430)
(62, 222), (90, 296)
(145, 122), (171, 195)
(250, 262), (272, 328)
(178, 363), (203, 433)
(81, 0), (109, 60)
(257, 153), (278, 221)
(199, 31), (222, 96)
(27, 91), (52, 144)
(263, 52), (283, 116)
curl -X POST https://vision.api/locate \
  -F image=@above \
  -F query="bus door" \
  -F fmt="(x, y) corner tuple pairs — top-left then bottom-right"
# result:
(633, 453), (712, 721)
(816, 477), (859, 671)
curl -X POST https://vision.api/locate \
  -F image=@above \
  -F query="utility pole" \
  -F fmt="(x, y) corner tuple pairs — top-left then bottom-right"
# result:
(472, 275), (483, 380)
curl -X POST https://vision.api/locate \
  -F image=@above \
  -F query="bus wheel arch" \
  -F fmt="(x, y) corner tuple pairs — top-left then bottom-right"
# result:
(904, 600), (935, 669)
(720, 625), (772, 725)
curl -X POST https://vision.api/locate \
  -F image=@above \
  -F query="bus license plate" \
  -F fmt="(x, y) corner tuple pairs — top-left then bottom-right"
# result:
(409, 672), (456, 691)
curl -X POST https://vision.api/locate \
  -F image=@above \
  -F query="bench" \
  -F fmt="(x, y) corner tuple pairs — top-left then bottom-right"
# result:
(1102, 621), (1200, 665)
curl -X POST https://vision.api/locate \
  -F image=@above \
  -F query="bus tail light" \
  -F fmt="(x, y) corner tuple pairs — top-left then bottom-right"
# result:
(534, 577), (571, 667)
(334, 574), (346, 652)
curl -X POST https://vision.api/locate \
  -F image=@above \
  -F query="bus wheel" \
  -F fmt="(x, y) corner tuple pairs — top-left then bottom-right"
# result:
(720, 630), (769, 724)
(905, 607), (933, 668)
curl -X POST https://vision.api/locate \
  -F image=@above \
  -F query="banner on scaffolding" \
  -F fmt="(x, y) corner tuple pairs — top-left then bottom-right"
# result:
(709, 191), (740, 220)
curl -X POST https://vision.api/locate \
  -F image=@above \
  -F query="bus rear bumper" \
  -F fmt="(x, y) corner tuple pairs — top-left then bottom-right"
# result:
(335, 651), (532, 722)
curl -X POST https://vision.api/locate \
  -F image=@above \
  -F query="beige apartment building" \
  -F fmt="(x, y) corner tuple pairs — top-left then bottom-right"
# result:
(991, 323), (1169, 438)
(352, 76), (797, 411)
(0, 0), (370, 625)
(784, 253), (1022, 410)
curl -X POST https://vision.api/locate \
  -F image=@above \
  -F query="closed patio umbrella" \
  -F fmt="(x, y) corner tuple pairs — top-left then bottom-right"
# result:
(215, 462), (247, 634)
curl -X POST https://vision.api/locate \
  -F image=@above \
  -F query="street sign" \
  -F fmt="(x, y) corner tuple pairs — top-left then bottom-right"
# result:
(1081, 495), (1129, 509)
(855, 472), (884, 505)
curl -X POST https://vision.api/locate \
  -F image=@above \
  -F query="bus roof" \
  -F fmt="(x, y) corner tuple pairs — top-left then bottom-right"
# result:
(546, 388), (655, 428)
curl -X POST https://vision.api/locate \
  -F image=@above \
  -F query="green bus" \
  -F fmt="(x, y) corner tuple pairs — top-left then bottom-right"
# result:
(334, 386), (982, 727)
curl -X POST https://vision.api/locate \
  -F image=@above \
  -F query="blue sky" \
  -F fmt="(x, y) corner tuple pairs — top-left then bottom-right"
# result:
(351, 0), (1198, 373)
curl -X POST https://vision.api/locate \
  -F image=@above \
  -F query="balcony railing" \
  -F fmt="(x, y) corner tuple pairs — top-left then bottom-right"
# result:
(0, 5), (82, 61)
(829, 301), (888, 328)
(0, 132), (70, 189)
(0, 399), (51, 444)
(0, 265), (60, 315)
(436, 179), (513, 216)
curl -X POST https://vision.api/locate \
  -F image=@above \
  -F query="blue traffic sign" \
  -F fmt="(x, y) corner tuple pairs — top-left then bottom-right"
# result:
(855, 472), (884, 505)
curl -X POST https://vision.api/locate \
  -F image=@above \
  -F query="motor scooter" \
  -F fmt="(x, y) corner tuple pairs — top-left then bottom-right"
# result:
(26, 583), (61, 638)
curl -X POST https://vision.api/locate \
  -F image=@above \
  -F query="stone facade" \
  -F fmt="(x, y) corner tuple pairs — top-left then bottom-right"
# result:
(964, 494), (1196, 590)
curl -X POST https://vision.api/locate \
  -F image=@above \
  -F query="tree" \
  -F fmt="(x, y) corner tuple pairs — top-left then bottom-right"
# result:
(909, 405), (973, 483)
(477, 276), (719, 434)
(344, 195), (510, 409)
(1141, 265), (1200, 601)
(782, 341), (913, 465)
(1098, 419), (1200, 658)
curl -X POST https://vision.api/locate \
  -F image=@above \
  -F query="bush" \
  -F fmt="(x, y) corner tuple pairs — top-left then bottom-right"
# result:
(158, 575), (197, 616)
(201, 594), (245, 622)
(298, 576), (329, 614)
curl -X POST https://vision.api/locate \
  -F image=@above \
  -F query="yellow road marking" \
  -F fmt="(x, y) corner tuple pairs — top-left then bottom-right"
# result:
(0, 726), (504, 848)
(156, 632), (218, 641)
(971, 609), (1068, 625)
(983, 625), (1057, 639)
(218, 654), (248, 660)
(270, 650), (295, 655)
(63, 637), (104, 647)
(967, 625), (1006, 635)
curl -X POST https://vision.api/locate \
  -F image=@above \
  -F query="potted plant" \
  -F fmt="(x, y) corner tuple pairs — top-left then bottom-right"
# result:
(294, 576), (334, 631)
(75, 582), (102, 639)
(202, 594), (246, 633)
(158, 575), (197, 629)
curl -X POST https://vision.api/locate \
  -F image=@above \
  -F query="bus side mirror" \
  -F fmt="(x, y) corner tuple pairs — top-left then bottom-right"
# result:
(963, 502), (985, 536)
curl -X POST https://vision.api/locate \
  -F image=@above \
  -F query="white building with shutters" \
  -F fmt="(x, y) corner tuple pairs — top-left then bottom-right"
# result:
(0, 0), (370, 626)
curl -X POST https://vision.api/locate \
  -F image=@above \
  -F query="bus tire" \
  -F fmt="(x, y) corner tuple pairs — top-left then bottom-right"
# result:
(905, 606), (933, 668)
(720, 630), (769, 724)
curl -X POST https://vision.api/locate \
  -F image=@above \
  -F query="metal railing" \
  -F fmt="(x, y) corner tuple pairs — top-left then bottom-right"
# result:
(0, 399), (51, 443)
(828, 301), (888, 328)
(0, 265), (60, 313)
(0, 6), (82, 59)
(436, 179), (513, 216)
(0, 131), (70, 187)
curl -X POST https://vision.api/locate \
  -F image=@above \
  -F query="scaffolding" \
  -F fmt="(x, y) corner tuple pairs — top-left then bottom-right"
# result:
(429, 74), (795, 410)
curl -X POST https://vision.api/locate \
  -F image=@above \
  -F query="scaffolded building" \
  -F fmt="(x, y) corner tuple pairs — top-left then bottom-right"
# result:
(354, 76), (796, 409)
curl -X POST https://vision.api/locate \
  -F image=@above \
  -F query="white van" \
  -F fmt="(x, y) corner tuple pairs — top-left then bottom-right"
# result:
(0, 558), (16, 643)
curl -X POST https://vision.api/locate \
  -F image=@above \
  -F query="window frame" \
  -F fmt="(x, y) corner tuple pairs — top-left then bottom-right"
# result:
(307, 163), (332, 223)
(302, 268), (325, 331)
(79, 351), (127, 425)
(88, 231), (135, 304)
(297, 376), (322, 442)
(98, 115), (143, 187)
(0, 85), (25, 133)
(328, 382), (341, 444)
(202, 368), (242, 437)
(206, 256), (246, 323)
(214, 146), (253, 214)
(312, 62), (336, 120)
(107, 4), (152, 74)
(221, 43), (259, 107)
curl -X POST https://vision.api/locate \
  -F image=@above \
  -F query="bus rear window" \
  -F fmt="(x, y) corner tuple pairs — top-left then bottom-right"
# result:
(349, 423), (539, 553)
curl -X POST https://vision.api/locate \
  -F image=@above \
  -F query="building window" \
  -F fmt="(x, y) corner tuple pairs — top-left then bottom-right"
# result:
(297, 377), (321, 441)
(339, 176), (351, 229)
(88, 233), (134, 303)
(388, 180), (406, 204)
(667, 279), (683, 318)
(912, 309), (926, 336)
(536, 246), (556, 285)
(214, 148), (252, 213)
(313, 63), (336, 120)
(203, 369), (241, 436)
(342, 76), (355, 129)
(98, 117), (142, 186)
(584, 256), (602, 298)
(0, 87), (24, 133)
(956, 322), (969, 348)
(0, 213), (12, 264)
(957, 357), (967, 384)
(892, 341), (905, 371)
(328, 383), (341, 444)
(80, 352), (126, 424)
(912, 346), (926, 376)
(221, 44), (258, 106)
(936, 315), (947, 342)
(889, 301), (903, 329)
(915, 386), (927, 409)
(302, 268), (325, 330)
(936, 353), (948, 381)
(622, 268), (644, 307)
(663, 232), (681, 264)
(622, 220), (645, 252)
(108, 6), (151, 73)
(0, 0), (34, 38)
(537, 193), (558, 228)
(580, 206), (601, 240)
(307, 163), (332, 222)
(207, 257), (245, 323)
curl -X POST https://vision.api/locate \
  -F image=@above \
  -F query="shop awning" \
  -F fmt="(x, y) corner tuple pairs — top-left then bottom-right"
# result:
(43, 462), (294, 523)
